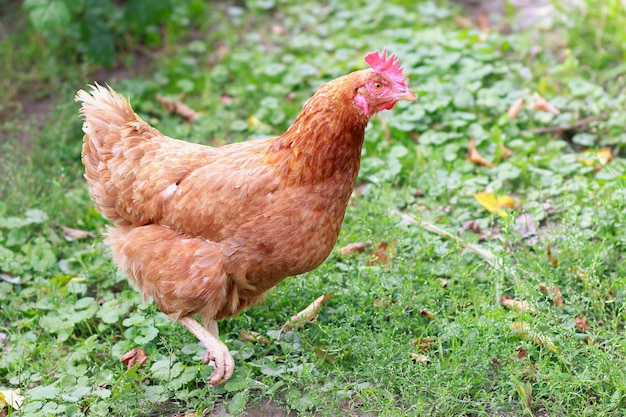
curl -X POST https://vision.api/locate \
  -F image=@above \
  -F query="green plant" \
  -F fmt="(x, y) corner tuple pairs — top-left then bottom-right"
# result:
(21, 0), (206, 67)
(2, 0), (626, 415)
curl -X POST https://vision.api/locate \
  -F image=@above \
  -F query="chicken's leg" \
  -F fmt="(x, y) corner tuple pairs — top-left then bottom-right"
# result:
(179, 316), (234, 385)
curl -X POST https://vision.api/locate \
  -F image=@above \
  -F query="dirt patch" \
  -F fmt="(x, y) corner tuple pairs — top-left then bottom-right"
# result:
(6, 52), (156, 151)
(206, 398), (296, 417)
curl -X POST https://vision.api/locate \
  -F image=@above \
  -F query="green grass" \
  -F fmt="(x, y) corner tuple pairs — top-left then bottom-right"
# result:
(2, 0), (626, 416)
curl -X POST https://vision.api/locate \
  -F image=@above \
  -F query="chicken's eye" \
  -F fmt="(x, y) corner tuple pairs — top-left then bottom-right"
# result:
(372, 82), (383, 91)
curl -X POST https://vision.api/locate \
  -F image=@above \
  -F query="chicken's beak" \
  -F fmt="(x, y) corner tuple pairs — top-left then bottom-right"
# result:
(396, 88), (417, 102)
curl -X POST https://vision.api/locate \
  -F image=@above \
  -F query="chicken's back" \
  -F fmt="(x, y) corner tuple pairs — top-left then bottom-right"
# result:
(78, 85), (220, 226)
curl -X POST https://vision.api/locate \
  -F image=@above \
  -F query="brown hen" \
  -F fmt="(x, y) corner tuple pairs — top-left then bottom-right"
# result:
(77, 49), (415, 385)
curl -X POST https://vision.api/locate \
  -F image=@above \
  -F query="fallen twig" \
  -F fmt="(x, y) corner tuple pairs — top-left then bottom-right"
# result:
(391, 210), (520, 306)
(277, 293), (332, 340)
(391, 210), (498, 267)
(522, 112), (608, 135)
(156, 94), (201, 123)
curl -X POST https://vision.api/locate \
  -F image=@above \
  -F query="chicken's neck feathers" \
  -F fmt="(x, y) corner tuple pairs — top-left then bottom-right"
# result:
(263, 71), (370, 187)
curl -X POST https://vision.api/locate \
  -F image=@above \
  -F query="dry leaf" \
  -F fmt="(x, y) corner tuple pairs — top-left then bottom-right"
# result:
(271, 24), (286, 35)
(310, 344), (351, 363)
(219, 95), (233, 105)
(509, 322), (557, 353)
(516, 382), (533, 409)
(515, 213), (538, 246)
(531, 92), (560, 114)
(206, 44), (230, 68)
(453, 15), (474, 29)
(278, 293), (332, 339)
(473, 192), (515, 217)
(501, 295), (531, 312)
(575, 317), (590, 332)
(412, 337), (437, 352)
(368, 241), (392, 266)
(538, 282), (564, 306)
(515, 213), (537, 238)
(517, 348), (527, 360)
(339, 241), (371, 256)
(578, 155), (595, 167)
(467, 137), (496, 168)
(0, 273), (20, 284)
(507, 98), (525, 118)
(156, 94), (200, 123)
(437, 278), (449, 288)
(460, 219), (498, 242)
(62, 226), (96, 241)
(120, 347), (148, 370)
(239, 329), (269, 345)
(409, 353), (429, 363)
(572, 268), (589, 283)
(373, 296), (393, 308)
(460, 219), (483, 234)
(546, 244), (559, 267)
(498, 142), (514, 159)
(579, 148), (614, 167)
(0, 389), (24, 410)
(477, 12), (490, 32)
(596, 147), (614, 165)
(579, 148), (615, 171)
(419, 308), (434, 320)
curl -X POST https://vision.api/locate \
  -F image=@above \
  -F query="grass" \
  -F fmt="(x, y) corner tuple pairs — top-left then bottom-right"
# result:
(2, 0), (626, 415)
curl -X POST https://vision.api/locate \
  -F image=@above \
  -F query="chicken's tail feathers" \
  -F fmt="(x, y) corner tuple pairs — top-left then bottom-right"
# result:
(76, 83), (138, 148)
(76, 83), (157, 224)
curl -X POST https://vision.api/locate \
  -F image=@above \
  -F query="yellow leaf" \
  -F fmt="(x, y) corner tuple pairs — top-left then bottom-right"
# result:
(247, 115), (261, 128)
(473, 192), (515, 217)
(0, 389), (25, 410)
(515, 382), (533, 409)
(577, 148), (614, 171)
(509, 322), (558, 353)
(577, 156), (595, 167)
(596, 147), (614, 166)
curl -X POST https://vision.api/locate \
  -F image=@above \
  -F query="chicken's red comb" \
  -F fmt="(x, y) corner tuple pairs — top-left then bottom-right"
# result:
(364, 48), (406, 87)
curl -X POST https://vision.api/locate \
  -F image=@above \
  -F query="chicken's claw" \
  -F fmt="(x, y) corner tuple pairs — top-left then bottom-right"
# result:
(203, 343), (235, 386)
(179, 316), (234, 385)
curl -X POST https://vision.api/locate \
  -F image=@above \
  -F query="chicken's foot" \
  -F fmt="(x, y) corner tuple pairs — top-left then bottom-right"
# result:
(179, 316), (234, 385)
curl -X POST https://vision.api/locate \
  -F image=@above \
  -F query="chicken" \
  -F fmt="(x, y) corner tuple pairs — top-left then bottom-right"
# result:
(76, 49), (416, 385)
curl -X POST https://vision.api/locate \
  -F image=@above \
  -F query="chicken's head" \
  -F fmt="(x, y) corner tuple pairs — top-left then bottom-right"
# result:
(354, 48), (417, 116)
